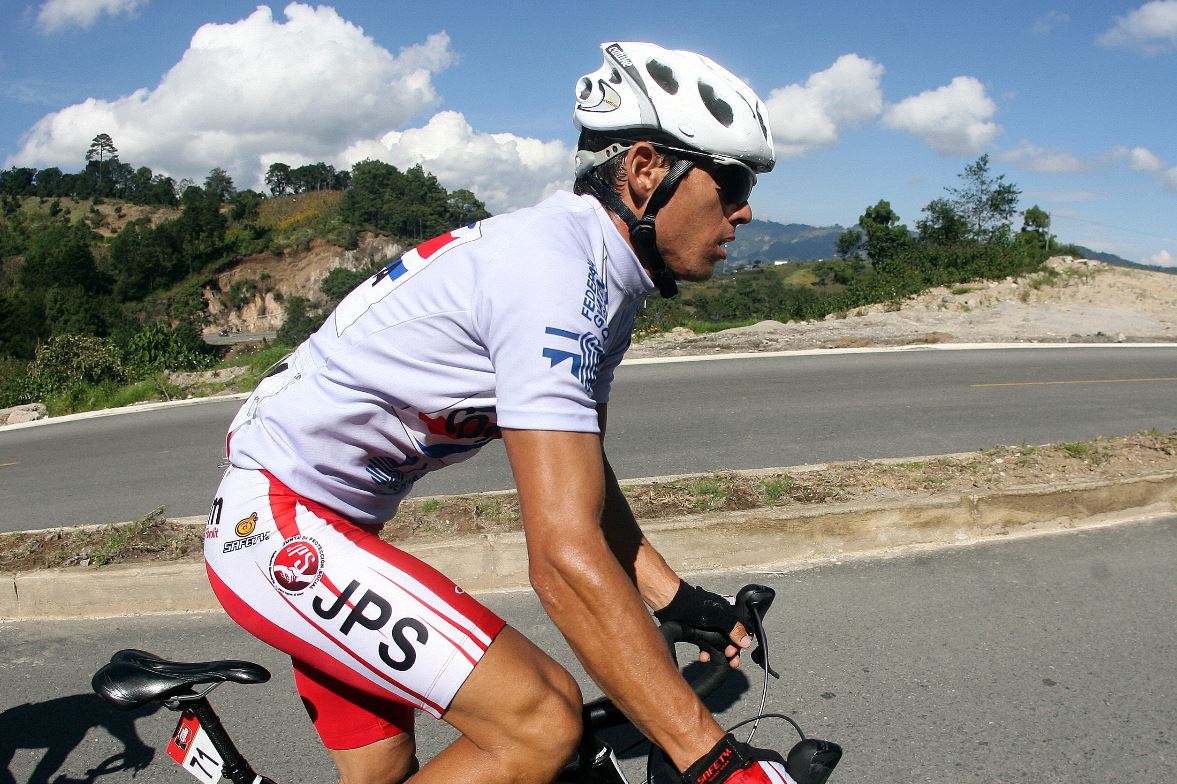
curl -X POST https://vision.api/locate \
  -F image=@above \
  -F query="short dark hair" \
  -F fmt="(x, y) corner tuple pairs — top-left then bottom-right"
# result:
(573, 130), (684, 196)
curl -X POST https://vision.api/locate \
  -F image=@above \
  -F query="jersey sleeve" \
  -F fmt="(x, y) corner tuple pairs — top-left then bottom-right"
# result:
(476, 234), (611, 434)
(592, 300), (637, 404)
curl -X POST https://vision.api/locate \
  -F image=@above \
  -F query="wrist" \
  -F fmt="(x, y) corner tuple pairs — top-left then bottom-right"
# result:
(650, 576), (687, 614)
(681, 733), (748, 784)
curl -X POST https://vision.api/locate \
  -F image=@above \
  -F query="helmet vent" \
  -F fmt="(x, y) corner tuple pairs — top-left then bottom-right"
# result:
(609, 69), (623, 84)
(578, 77), (593, 101)
(697, 81), (734, 127)
(645, 59), (679, 95)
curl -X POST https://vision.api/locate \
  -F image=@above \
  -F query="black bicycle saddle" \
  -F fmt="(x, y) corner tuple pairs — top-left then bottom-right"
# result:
(91, 649), (270, 710)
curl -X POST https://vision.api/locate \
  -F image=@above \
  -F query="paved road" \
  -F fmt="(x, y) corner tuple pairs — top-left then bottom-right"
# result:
(2, 345), (1176, 531)
(2, 516), (1173, 783)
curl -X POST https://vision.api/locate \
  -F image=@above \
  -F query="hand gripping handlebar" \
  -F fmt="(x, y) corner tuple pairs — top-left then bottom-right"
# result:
(582, 584), (776, 732)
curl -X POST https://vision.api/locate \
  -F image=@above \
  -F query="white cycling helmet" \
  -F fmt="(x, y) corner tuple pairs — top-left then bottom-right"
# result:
(574, 41), (775, 176)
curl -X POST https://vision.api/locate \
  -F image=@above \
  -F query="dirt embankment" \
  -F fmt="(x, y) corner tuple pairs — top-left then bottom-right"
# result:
(627, 257), (1177, 358)
(202, 233), (403, 334)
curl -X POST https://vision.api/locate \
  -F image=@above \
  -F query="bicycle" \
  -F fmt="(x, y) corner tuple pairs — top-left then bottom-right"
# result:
(91, 584), (842, 784)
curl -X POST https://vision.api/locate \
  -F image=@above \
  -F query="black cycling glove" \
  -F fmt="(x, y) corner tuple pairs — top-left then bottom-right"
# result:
(654, 579), (742, 639)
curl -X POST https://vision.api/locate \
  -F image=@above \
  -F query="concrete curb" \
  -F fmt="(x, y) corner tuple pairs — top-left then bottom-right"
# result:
(4, 471), (1175, 620)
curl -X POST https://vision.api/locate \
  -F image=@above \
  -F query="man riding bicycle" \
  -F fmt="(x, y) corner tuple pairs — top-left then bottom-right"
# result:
(205, 41), (794, 784)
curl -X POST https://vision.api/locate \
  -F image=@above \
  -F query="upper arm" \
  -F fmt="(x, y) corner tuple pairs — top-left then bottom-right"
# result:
(502, 428), (607, 562)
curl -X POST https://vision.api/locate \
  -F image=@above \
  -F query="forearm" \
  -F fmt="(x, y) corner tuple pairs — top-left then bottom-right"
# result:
(528, 525), (724, 770)
(600, 456), (680, 610)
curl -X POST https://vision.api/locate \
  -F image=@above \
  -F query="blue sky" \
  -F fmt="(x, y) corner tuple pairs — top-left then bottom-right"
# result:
(2, 1), (1175, 264)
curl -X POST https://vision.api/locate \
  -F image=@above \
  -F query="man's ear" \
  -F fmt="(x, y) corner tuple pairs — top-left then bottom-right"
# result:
(623, 142), (666, 211)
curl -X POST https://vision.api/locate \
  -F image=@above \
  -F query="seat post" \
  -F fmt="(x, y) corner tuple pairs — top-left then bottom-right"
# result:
(184, 697), (260, 784)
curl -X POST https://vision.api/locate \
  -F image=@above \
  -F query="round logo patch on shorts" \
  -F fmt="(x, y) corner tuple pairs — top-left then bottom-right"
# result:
(269, 536), (324, 595)
(235, 512), (258, 538)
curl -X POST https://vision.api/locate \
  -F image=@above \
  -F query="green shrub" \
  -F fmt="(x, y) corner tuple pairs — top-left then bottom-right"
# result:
(123, 321), (219, 375)
(276, 295), (324, 347)
(225, 279), (259, 309)
(21, 334), (127, 401)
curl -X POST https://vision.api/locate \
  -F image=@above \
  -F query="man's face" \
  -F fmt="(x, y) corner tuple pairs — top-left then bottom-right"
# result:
(653, 164), (753, 283)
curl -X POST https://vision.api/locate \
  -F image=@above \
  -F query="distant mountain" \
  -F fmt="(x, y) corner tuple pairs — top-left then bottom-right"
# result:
(726, 219), (843, 267)
(1071, 245), (1177, 275)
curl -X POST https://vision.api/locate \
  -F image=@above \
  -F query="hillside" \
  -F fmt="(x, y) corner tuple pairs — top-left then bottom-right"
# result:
(205, 232), (401, 333)
(628, 256), (1177, 358)
(725, 218), (844, 265)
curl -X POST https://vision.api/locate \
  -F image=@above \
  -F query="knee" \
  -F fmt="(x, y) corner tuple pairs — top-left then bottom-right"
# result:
(522, 664), (582, 759)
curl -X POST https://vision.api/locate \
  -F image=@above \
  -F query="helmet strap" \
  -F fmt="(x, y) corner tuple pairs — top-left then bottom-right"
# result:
(584, 158), (694, 299)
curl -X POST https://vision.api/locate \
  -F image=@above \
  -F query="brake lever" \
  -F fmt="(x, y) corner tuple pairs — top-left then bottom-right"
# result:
(750, 639), (779, 678)
(735, 585), (780, 679)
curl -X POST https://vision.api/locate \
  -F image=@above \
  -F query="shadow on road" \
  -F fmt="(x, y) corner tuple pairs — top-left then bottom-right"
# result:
(0, 693), (160, 784)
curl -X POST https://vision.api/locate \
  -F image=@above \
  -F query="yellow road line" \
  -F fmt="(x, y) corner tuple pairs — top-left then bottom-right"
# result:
(972, 377), (1177, 388)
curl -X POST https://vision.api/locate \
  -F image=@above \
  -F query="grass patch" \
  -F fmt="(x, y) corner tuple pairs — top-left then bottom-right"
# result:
(42, 376), (186, 417)
(762, 476), (796, 502)
(1059, 441), (1107, 464)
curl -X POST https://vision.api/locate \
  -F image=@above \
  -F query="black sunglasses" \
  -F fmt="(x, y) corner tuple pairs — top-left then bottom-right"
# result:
(696, 158), (757, 208)
(653, 144), (757, 207)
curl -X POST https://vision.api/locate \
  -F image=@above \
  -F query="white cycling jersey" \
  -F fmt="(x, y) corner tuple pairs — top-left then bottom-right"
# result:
(227, 191), (654, 525)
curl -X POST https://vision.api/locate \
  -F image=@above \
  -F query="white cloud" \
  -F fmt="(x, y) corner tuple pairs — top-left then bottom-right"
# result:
(882, 77), (1000, 155)
(341, 111), (572, 214)
(1113, 145), (1165, 171)
(1097, 0), (1177, 54)
(764, 54), (884, 157)
(37, 0), (148, 33)
(1001, 141), (1085, 173)
(1033, 10), (1071, 35)
(1163, 166), (1177, 192)
(1147, 249), (1176, 266)
(8, 4), (454, 191)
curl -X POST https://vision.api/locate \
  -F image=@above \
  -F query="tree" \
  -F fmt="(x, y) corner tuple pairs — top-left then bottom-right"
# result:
(264, 163), (292, 196)
(1019, 204), (1053, 249)
(916, 198), (969, 245)
(34, 167), (65, 196)
(86, 133), (119, 163)
(204, 168), (236, 202)
(0, 167), (36, 196)
(276, 296), (323, 346)
(446, 188), (491, 226)
(835, 228), (864, 259)
(947, 154), (1020, 243)
(858, 200), (911, 268)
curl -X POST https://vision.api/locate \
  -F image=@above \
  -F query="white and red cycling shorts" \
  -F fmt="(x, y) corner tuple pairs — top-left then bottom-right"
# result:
(204, 466), (506, 749)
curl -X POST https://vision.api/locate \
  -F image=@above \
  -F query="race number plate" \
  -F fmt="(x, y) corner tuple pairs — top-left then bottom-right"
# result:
(167, 711), (223, 784)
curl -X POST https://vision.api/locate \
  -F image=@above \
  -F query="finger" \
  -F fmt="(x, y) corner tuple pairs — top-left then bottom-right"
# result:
(731, 621), (752, 648)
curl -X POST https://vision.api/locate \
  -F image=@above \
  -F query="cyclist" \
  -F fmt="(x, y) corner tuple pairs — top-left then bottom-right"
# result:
(205, 41), (791, 784)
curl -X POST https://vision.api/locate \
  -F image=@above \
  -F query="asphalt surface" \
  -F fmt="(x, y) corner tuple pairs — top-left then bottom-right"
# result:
(2, 515), (1173, 783)
(2, 344), (1176, 531)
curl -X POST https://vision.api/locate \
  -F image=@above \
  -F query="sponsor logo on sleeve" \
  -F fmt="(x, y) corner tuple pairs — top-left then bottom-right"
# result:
(542, 327), (603, 395)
